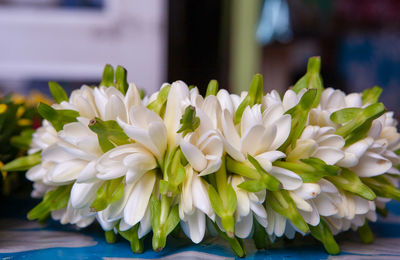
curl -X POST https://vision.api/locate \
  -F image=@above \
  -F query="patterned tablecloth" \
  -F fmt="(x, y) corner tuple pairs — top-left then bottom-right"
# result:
(1, 198), (400, 259)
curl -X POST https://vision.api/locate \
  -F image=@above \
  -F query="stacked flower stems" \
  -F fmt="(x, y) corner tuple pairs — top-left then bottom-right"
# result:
(5, 57), (400, 257)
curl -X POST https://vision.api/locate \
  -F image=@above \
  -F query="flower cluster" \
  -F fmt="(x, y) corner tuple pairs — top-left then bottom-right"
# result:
(7, 58), (400, 257)
(1, 91), (50, 195)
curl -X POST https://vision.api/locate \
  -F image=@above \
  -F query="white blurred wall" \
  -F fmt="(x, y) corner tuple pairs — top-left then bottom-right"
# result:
(0, 0), (167, 93)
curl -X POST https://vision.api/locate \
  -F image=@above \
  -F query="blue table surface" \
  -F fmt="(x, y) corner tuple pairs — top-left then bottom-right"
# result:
(2, 198), (400, 259)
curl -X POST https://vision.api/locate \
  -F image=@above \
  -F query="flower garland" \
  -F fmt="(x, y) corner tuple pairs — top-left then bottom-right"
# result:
(5, 57), (400, 257)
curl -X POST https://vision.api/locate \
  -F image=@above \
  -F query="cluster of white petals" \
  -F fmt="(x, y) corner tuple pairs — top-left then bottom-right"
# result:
(22, 62), (400, 256)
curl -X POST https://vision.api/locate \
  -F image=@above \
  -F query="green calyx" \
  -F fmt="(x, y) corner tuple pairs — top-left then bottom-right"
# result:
(177, 106), (200, 137)
(362, 86), (382, 105)
(91, 178), (124, 211)
(105, 230), (117, 244)
(10, 129), (34, 150)
(117, 224), (144, 253)
(267, 190), (309, 233)
(334, 103), (385, 146)
(358, 220), (374, 244)
(37, 102), (79, 131)
(208, 156), (237, 238)
(115, 66), (129, 94)
(309, 219), (340, 255)
(273, 158), (339, 183)
(205, 80), (219, 97)
(28, 184), (72, 222)
(162, 149), (186, 195)
(100, 64), (114, 87)
(49, 81), (69, 104)
(100, 64), (129, 94)
(88, 118), (131, 153)
(234, 74), (264, 125)
(212, 221), (246, 258)
(226, 155), (280, 191)
(361, 175), (400, 201)
(252, 216), (270, 250)
(2, 151), (41, 172)
(292, 56), (324, 108)
(147, 85), (171, 117)
(326, 169), (376, 201)
(150, 194), (180, 252)
(280, 89), (318, 151)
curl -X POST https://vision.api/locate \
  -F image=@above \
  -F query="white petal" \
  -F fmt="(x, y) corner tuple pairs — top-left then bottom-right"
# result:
(164, 81), (189, 147)
(119, 218), (133, 232)
(293, 183), (321, 200)
(124, 83), (142, 110)
(353, 196), (371, 215)
(274, 213), (286, 237)
(105, 95), (126, 121)
(299, 202), (320, 226)
(317, 134), (345, 149)
(221, 109), (241, 150)
(344, 137), (373, 160)
(240, 125), (266, 156)
(217, 89), (234, 115)
(345, 93), (362, 107)
(199, 159), (221, 176)
(317, 179), (338, 193)
(76, 160), (97, 183)
(241, 105), (262, 136)
(70, 181), (102, 209)
(235, 212), (253, 238)
(290, 191), (313, 212)
(192, 175), (214, 219)
(26, 165), (47, 181)
(49, 160), (87, 183)
(282, 90), (298, 111)
(269, 114), (291, 150)
(183, 210), (206, 243)
(123, 171), (156, 226)
(180, 139), (207, 172)
(117, 119), (159, 158)
(41, 144), (76, 163)
(314, 193), (338, 216)
(351, 152), (392, 177)
(138, 207), (152, 239)
(312, 146), (344, 165)
(255, 151), (286, 172)
(231, 176), (250, 217)
(270, 166), (303, 190)
(148, 121), (167, 159)
(180, 166), (194, 217)
(262, 103), (285, 124)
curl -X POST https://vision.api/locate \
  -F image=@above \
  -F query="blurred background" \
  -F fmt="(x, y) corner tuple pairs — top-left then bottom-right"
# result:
(0, 0), (399, 116)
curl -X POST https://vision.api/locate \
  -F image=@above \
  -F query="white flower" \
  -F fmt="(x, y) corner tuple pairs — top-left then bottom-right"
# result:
(263, 89), (305, 112)
(231, 175), (268, 238)
(117, 105), (167, 161)
(179, 166), (215, 243)
(309, 88), (363, 127)
(96, 172), (155, 239)
(28, 120), (58, 154)
(163, 81), (190, 147)
(180, 102), (223, 176)
(96, 143), (157, 184)
(287, 126), (345, 165)
(221, 104), (302, 190)
(325, 191), (376, 235)
(290, 179), (341, 226)
(51, 200), (96, 228)
(54, 84), (141, 123)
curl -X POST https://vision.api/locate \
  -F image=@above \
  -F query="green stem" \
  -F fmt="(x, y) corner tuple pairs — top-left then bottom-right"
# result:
(226, 156), (260, 179)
